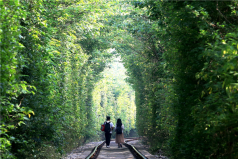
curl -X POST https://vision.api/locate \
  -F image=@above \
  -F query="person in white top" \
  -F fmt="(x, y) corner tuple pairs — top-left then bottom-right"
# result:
(115, 118), (125, 148)
(104, 116), (114, 148)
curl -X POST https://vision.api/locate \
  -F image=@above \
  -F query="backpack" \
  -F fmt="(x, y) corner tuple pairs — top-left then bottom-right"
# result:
(116, 125), (122, 134)
(104, 122), (111, 133)
(101, 124), (105, 131)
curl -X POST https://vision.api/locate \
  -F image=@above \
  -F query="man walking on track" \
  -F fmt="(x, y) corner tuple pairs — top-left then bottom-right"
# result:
(104, 116), (114, 148)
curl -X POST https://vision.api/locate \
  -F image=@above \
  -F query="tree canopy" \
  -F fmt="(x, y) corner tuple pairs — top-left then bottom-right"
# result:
(1, 0), (238, 158)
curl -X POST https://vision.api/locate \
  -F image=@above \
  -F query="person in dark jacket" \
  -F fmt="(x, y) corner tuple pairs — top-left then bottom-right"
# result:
(104, 116), (114, 148)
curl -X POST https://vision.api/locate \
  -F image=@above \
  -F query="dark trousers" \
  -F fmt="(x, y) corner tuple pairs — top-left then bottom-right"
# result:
(105, 132), (111, 146)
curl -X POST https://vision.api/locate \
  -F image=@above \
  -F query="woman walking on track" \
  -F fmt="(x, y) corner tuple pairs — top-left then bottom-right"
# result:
(115, 118), (124, 148)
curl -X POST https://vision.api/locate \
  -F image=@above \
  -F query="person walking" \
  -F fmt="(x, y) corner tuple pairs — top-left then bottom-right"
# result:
(104, 116), (114, 148)
(115, 118), (125, 148)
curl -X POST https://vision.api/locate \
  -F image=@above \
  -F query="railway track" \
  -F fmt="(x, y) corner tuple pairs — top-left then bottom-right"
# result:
(85, 139), (148, 159)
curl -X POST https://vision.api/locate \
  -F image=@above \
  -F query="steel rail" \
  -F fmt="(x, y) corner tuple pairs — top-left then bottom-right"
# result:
(85, 141), (105, 159)
(124, 141), (148, 159)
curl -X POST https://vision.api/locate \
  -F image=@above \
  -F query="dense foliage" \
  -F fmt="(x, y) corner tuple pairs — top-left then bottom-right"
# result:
(1, 0), (118, 158)
(1, 0), (238, 158)
(119, 1), (238, 158)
